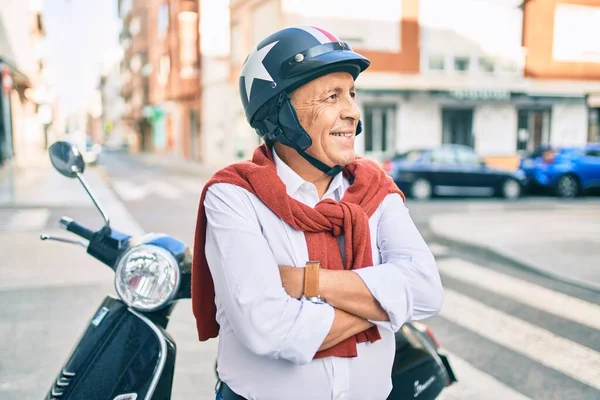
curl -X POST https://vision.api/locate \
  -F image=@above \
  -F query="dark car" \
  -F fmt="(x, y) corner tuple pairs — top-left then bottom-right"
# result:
(519, 143), (600, 198)
(384, 145), (528, 200)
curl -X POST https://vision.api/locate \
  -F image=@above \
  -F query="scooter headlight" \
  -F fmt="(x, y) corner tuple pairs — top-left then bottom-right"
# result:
(115, 245), (181, 312)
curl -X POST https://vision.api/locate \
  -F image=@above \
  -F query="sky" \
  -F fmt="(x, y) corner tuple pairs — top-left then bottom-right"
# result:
(43, 0), (121, 117)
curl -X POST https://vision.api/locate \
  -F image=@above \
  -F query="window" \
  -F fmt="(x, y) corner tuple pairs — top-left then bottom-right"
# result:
(130, 54), (142, 73)
(585, 149), (600, 158)
(129, 17), (141, 36)
(157, 55), (170, 87)
(428, 55), (445, 71)
(431, 148), (456, 164)
(454, 56), (470, 72)
(363, 104), (396, 154)
(158, 3), (169, 39)
(454, 146), (480, 165)
(178, 11), (199, 78)
(120, 0), (132, 18)
(478, 56), (494, 73)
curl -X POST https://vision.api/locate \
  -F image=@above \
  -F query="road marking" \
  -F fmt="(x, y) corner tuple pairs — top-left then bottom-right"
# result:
(153, 179), (184, 199)
(438, 258), (600, 331)
(110, 178), (204, 201)
(441, 289), (600, 390)
(438, 351), (532, 400)
(110, 179), (149, 201)
(0, 209), (50, 231)
(175, 177), (205, 196)
(429, 243), (450, 257)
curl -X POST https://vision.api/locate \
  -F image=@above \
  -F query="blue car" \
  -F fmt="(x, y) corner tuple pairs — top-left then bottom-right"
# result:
(519, 143), (600, 197)
(383, 145), (528, 200)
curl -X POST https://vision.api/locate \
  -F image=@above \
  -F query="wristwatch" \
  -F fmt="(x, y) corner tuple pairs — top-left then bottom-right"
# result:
(302, 261), (325, 304)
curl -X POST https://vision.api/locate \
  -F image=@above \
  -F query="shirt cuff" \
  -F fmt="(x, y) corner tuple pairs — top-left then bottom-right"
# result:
(276, 299), (335, 364)
(353, 266), (411, 332)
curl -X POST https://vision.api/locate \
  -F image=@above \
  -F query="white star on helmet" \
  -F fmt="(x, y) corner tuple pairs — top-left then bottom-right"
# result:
(241, 41), (279, 101)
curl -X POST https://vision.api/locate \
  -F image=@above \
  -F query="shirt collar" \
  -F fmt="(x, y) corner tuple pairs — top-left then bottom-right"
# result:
(272, 146), (345, 199)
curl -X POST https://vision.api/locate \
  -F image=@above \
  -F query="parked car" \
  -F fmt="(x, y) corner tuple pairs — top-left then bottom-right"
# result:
(383, 145), (527, 200)
(82, 137), (102, 166)
(519, 143), (600, 197)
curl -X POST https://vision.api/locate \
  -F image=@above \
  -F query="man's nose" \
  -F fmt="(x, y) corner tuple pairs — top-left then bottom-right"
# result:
(341, 95), (361, 122)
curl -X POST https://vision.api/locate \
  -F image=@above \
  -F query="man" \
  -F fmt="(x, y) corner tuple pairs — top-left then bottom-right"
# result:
(192, 26), (444, 400)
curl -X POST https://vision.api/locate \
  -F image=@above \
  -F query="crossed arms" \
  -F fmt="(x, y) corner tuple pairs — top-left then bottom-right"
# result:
(204, 183), (444, 365)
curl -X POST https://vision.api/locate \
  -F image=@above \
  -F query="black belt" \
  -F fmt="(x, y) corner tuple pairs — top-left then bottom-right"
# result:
(219, 381), (246, 400)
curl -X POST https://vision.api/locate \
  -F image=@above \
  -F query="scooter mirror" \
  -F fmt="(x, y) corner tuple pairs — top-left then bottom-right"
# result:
(49, 141), (86, 178)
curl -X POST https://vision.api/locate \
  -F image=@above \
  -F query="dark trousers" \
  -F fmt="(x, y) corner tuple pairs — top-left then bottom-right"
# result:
(218, 381), (246, 400)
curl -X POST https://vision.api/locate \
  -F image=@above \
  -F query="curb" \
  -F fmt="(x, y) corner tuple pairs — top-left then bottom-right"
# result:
(430, 229), (600, 294)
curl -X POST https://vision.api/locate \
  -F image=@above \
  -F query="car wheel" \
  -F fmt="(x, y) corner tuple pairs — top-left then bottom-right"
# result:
(555, 174), (579, 198)
(410, 178), (432, 200)
(501, 178), (521, 200)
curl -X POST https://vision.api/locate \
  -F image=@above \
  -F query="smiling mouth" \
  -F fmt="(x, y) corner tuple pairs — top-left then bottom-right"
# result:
(330, 132), (354, 137)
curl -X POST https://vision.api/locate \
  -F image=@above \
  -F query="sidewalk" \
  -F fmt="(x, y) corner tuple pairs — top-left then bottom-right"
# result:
(429, 204), (600, 292)
(0, 156), (145, 290)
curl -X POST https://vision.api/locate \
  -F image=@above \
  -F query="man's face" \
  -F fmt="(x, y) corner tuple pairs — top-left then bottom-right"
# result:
(290, 71), (360, 167)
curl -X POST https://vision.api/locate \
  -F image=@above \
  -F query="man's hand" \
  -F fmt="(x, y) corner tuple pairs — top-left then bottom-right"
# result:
(278, 266), (304, 299)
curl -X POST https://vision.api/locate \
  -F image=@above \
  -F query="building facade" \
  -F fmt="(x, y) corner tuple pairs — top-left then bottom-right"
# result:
(0, 0), (54, 169)
(203, 0), (600, 170)
(118, 0), (201, 160)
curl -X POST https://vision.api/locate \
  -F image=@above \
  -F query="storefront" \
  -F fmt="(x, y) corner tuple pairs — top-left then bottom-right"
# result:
(356, 87), (589, 167)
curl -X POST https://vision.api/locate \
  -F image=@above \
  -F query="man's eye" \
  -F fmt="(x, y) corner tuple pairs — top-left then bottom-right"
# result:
(328, 93), (338, 100)
(350, 92), (356, 99)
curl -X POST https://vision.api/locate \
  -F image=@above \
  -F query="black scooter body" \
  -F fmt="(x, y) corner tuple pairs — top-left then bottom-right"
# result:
(46, 297), (177, 400)
(387, 323), (456, 399)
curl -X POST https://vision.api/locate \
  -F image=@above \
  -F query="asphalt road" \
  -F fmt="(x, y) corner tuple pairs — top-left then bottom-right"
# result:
(2, 151), (597, 400)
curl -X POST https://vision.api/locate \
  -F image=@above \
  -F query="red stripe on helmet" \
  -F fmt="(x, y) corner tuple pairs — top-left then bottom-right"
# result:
(312, 26), (339, 43)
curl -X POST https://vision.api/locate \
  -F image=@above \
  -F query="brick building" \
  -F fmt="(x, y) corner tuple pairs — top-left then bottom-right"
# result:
(201, 0), (600, 169)
(118, 0), (201, 160)
(0, 0), (54, 169)
(522, 0), (600, 144)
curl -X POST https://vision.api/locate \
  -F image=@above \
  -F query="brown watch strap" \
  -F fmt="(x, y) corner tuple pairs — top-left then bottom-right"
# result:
(304, 261), (320, 299)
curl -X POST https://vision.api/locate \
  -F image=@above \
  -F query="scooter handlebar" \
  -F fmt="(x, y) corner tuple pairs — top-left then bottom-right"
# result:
(60, 217), (94, 241)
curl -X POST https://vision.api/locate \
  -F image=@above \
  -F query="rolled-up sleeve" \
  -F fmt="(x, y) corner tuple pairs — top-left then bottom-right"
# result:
(353, 193), (444, 332)
(204, 183), (334, 364)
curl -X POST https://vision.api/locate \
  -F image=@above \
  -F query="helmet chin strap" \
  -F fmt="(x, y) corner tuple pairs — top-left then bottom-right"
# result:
(290, 142), (343, 177)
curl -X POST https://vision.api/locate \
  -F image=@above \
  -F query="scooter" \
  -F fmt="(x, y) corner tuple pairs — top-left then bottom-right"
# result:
(42, 140), (456, 400)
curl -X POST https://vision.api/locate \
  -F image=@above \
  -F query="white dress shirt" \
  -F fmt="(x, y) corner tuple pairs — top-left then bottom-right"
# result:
(203, 149), (444, 400)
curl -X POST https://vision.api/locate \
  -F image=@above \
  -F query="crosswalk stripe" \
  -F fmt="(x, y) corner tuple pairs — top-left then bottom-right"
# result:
(438, 351), (532, 400)
(153, 180), (184, 199)
(441, 289), (600, 390)
(438, 258), (600, 331)
(111, 179), (149, 201)
(111, 178), (205, 201)
(175, 177), (205, 195)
